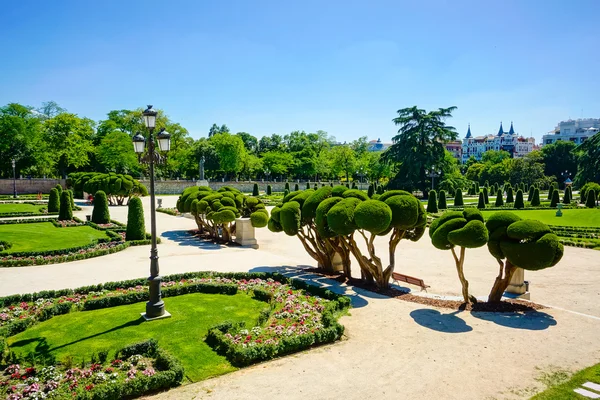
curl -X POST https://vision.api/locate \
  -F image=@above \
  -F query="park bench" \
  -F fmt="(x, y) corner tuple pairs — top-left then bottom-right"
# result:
(391, 272), (430, 291)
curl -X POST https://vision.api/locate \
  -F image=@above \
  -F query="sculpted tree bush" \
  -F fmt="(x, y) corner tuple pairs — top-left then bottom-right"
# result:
(429, 209), (488, 303)
(477, 191), (485, 209)
(531, 187), (541, 206)
(486, 212), (563, 302)
(514, 189), (524, 209)
(48, 188), (60, 213)
(72, 172), (147, 205)
(453, 189), (463, 207)
(438, 190), (447, 210)
(495, 189), (504, 207)
(427, 190), (438, 213)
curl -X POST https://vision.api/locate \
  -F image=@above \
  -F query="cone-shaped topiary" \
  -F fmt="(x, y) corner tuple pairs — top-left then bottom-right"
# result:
(92, 190), (110, 224)
(283, 189), (289, 198)
(126, 196), (146, 240)
(547, 187), (553, 200)
(475, 182), (480, 193)
(528, 185), (534, 202)
(429, 209), (488, 303)
(48, 188), (60, 213)
(267, 185), (272, 195)
(486, 211), (563, 301)
(306, 182), (310, 189)
(437, 190), (447, 210)
(483, 187), (489, 204)
(454, 189), (463, 206)
(477, 191), (486, 209)
(563, 187), (571, 204)
(506, 187), (514, 203)
(495, 189), (504, 207)
(585, 189), (597, 208)
(514, 189), (524, 209)
(427, 190), (438, 213)
(376, 185), (384, 194)
(368, 184), (374, 198)
(490, 185), (495, 196)
(550, 188), (560, 208)
(55, 184), (63, 196)
(58, 191), (73, 221)
(285, 182), (290, 191)
(68, 189), (75, 209)
(294, 183), (299, 191)
(252, 183), (259, 196)
(531, 187), (541, 206)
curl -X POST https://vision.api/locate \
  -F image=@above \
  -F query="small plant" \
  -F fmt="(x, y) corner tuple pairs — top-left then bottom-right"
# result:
(454, 189), (463, 207)
(126, 197), (146, 241)
(438, 190), (447, 210)
(506, 187), (514, 203)
(252, 183), (259, 196)
(266, 185), (272, 195)
(427, 190), (438, 213)
(531, 187), (541, 206)
(495, 189), (504, 207)
(92, 190), (110, 224)
(477, 191), (485, 209)
(48, 188), (60, 213)
(58, 191), (73, 221)
(514, 189), (524, 209)
(550, 188), (560, 208)
(483, 186), (489, 204)
(585, 189), (597, 208)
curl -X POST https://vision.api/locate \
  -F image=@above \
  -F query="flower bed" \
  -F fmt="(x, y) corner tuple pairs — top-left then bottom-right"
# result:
(0, 339), (183, 400)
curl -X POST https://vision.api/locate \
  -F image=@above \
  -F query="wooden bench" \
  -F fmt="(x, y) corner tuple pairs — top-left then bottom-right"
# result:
(391, 272), (430, 291)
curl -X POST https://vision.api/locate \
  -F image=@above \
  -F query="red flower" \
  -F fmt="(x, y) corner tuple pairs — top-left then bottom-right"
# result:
(85, 384), (94, 391)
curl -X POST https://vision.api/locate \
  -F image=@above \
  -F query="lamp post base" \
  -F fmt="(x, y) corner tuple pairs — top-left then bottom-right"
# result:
(145, 299), (166, 319)
(141, 310), (171, 321)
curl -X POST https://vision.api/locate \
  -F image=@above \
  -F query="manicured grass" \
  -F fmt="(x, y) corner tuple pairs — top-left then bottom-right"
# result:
(8, 293), (266, 382)
(531, 362), (600, 399)
(0, 203), (45, 215)
(0, 222), (110, 253)
(481, 209), (600, 227)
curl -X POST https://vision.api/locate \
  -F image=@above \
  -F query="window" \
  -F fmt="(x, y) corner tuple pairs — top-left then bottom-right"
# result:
(546, 139), (553, 144)
(563, 128), (571, 134)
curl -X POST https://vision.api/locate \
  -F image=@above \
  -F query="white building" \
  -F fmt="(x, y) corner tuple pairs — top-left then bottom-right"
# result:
(367, 138), (391, 152)
(542, 118), (600, 146)
(461, 122), (535, 163)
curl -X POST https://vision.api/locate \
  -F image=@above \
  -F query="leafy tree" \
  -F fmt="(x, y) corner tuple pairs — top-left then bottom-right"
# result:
(208, 123), (229, 137)
(96, 131), (139, 174)
(575, 132), (600, 186)
(383, 106), (457, 195)
(210, 133), (246, 179)
(236, 132), (258, 154)
(481, 150), (511, 165)
(330, 145), (356, 182)
(262, 151), (293, 178)
(541, 141), (578, 184)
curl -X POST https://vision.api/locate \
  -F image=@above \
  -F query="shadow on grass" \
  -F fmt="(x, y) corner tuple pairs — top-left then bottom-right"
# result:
(471, 310), (557, 330)
(161, 230), (224, 250)
(249, 265), (379, 308)
(409, 309), (473, 333)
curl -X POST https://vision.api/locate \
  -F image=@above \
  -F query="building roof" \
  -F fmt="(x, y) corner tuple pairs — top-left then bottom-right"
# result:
(508, 121), (515, 135)
(465, 124), (472, 138)
(497, 122), (504, 137)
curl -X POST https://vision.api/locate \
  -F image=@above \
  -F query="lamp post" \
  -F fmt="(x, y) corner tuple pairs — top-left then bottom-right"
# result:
(427, 169), (441, 190)
(11, 159), (16, 199)
(561, 170), (572, 188)
(132, 105), (171, 320)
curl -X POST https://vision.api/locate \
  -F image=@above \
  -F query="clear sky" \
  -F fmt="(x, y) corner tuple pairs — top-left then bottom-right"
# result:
(1, 0), (598, 143)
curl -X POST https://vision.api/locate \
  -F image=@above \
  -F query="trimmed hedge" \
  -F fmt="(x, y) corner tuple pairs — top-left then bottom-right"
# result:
(92, 190), (111, 224)
(58, 190), (73, 221)
(454, 189), (463, 207)
(438, 190), (447, 210)
(585, 189), (597, 208)
(253, 183), (259, 196)
(48, 188), (60, 213)
(126, 196), (146, 241)
(514, 189), (524, 209)
(427, 190), (438, 213)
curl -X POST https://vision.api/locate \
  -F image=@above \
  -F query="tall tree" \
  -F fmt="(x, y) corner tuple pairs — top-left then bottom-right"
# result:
(383, 106), (457, 196)
(210, 132), (246, 179)
(575, 132), (600, 186)
(208, 123), (230, 137)
(330, 144), (356, 182)
(236, 132), (258, 154)
(96, 131), (139, 174)
(541, 141), (578, 185)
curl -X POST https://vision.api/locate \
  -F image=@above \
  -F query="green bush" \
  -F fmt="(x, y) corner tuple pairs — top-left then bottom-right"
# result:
(252, 183), (259, 196)
(354, 200), (392, 234)
(483, 187), (489, 204)
(342, 189), (369, 201)
(477, 191), (486, 209)
(306, 182), (310, 190)
(92, 190), (111, 224)
(427, 190), (438, 213)
(528, 185), (534, 202)
(48, 188), (60, 213)
(514, 189), (524, 209)
(385, 194), (421, 230)
(438, 190), (447, 210)
(547, 187), (554, 200)
(331, 185), (348, 197)
(585, 189), (597, 208)
(58, 191), (73, 221)
(280, 201), (301, 236)
(376, 185), (384, 195)
(250, 211), (268, 228)
(266, 185), (272, 195)
(285, 182), (290, 191)
(126, 196), (146, 241)
(283, 189), (289, 198)
(454, 189), (463, 206)
(531, 187), (541, 206)
(68, 189), (75, 209)
(550, 188), (560, 207)
(294, 183), (299, 191)
(580, 182), (600, 204)
(368, 184), (374, 198)
(327, 198), (361, 235)
(506, 187), (514, 203)
(495, 189), (504, 207)
(55, 184), (63, 196)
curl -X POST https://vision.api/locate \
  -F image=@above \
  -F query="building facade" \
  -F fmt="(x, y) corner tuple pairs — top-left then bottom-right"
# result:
(367, 138), (391, 152)
(460, 122), (535, 163)
(541, 118), (600, 146)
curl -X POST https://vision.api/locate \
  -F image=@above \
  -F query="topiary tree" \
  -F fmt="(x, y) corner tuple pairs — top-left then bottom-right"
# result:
(490, 185), (495, 196)
(495, 189), (504, 207)
(474, 182), (480, 193)
(586, 189), (597, 208)
(283, 189), (289, 198)
(454, 189), (463, 207)
(55, 184), (63, 196)
(438, 190), (447, 210)
(483, 187), (489, 204)
(531, 187), (541, 206)
(506, 187), (514, 203)
(427, 190), (438, 213)
(306, 182), (310, 190)
(580, 183), (600, 204)
(295, 183), (299, 191)
(550, 188), (560, 208)
(82, 173), (147, 205)
(91, 191), (110, 224)
(514, 189), (524, 209)
(48, 188), (60, 213)
(477, 191), (485, 209)
(252, 183), (259, 196)
(486, 212), (563, 301)
(58, 191), (73, 221)
(429, 209), (488, 303)
(67, 189), (75, 209)
(547, 187), (554, 200)
(562, 187), (571, 204)
(285, 182), (290, 191)
(368, 184), (374, 198)
(126, 196), (146, 241)
(267, 185), (272, 195)
(376, 185), (384, 195)
(528, 185), (534, 202)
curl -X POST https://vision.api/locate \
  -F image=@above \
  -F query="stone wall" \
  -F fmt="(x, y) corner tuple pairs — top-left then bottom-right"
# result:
(0, 179), (66, 195)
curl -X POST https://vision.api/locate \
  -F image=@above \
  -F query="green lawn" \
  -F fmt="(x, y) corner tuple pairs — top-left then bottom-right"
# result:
(531, 362), (600, 399)
(481, 209), (600, 227)
(8, 293), (266, 382)
(0, 222), (110, 253)
(0, 203), (45, 215)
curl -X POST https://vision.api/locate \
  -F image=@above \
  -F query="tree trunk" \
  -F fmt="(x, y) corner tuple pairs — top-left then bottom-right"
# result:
(451, 247), (475, 304)
(488, 259), (517, 302)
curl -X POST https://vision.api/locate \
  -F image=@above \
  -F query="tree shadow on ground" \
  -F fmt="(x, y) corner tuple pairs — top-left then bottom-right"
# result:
(249, 265), (377, 308)
(471, 311), (557, 330)
(161, 230), (224, 250)
(409, 309), (473, 333)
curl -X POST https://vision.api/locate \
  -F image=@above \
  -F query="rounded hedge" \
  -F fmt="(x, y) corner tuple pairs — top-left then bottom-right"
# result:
(280, 201), (301, 236)
(354, 200), (392, 234)
(48, 188), (60, 213)
(315, 197), (343, 238)
(331, 185), (348, 197)
(126, 196), (146, 241)
(385, 194), (420, 230)
(302, 186), (333, 221)
(221, 197), (236, 208)
(58, 191), (73, 221)
(342, 189), (369, 201)
(250, 211), (269, 228)
(326, 197), (361, 236)
(92, 190), (110, 224)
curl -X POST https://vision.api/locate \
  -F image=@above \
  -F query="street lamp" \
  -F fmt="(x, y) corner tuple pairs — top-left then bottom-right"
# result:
(11, 159), (16, 199)
(561, 170), (572, 188)
(427, 169), (441, 190)
(132, 105), (171, 320)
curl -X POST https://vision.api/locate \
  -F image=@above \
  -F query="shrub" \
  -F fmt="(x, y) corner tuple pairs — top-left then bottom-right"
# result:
(477, 191), (485, 209)
(306, 182), (310, 189)
(547, 187), (554, 200)
(252, 183), (259, 196)
(550, 188), (560, 207)
(267, 184), (272, 195)
(453, 189), (463, 206)
(506, 187), (514, 203)
(495, 189), (504, 207)
(283, 189), (289, 198)
(58, 191), (73, 221)
(92, 190), (111, 224)
(376, 186), (384, 195)
(280, 201), (301, 236)
(285, 182), (290, 191)
(483, 187), (489, 204)
(250, 211), (268, 228)
(48, 188), (60, 213)
(514, 189), (524, 209)
(294, 183), (299, 191)
(126, 196), (146, 240)
(531, 187), (541, 206)
(427, 190), (438, 213)
(438, 190), (447, 210)
(586, 189), (597, 208)
(353, 200), (392, 234)
(528, 185), (534, 202)
(580, 182), (600, 204)
(368, 184), (374, 198)
(68, 189), (75, 209)
(55, 184), (63, 196)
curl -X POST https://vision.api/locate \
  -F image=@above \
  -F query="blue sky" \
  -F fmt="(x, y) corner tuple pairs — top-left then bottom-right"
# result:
(1, 0), (598, 143)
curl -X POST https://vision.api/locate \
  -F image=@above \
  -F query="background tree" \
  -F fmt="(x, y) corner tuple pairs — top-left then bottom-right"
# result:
(96, 131), (139, 174)
(383, 106), (457, 195)
(236, 132), (258, 155)
(541, 141), (578, 185)
(575, 132), (600, 186)
(208, 123), (229, 138)
(210, 132), (246, 180)
(330, 144), (356, 182)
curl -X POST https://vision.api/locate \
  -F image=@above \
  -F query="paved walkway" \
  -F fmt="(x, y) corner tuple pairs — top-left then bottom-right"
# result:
(1, 196), (599, 399)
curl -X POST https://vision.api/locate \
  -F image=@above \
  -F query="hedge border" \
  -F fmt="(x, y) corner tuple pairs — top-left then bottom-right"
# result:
(157, 207), (180, 216)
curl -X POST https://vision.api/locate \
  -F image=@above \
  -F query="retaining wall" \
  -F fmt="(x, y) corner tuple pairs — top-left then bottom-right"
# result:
(0, 179), (66, 195)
